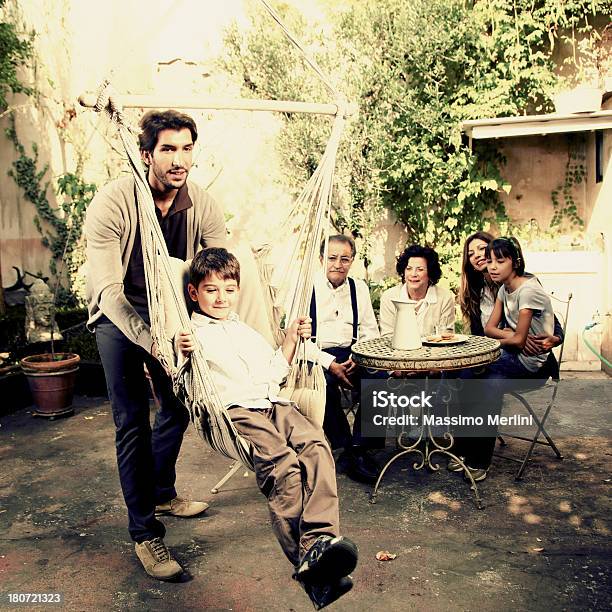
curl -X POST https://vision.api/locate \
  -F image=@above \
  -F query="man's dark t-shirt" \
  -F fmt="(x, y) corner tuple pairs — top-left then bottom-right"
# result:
(124, 184), (191, 309)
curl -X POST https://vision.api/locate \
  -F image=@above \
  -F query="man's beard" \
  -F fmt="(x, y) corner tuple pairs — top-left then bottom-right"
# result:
(150, 162), (188, 191)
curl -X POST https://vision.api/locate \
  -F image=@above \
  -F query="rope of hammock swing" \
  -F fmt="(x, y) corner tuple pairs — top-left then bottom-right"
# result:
(83, 0), (353, 467)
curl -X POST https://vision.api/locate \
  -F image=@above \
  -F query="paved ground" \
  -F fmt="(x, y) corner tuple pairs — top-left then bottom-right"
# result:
(1, 373), (610, 612)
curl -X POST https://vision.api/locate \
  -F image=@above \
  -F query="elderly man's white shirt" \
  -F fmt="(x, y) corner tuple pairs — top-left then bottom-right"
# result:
(190, 311), (291, 409)
(306, 272), (380, 369)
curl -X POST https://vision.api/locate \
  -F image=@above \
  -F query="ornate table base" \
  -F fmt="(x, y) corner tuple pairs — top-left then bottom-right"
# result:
(352, 335), (500, 511)
(370, 426), (484, 510)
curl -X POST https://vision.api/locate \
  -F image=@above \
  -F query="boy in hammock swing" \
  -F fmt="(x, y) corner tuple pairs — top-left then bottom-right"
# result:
(177, 247), (358, 609)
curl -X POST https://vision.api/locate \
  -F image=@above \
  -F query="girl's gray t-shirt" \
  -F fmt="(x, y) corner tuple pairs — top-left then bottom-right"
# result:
(497, 275), (554, 372)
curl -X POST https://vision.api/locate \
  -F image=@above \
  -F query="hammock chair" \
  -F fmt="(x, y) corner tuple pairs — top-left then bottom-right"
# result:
(80, 0), (354, 470)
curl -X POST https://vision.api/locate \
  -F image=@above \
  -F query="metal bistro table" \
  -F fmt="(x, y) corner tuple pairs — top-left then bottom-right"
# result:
(352, 334), (500, 509)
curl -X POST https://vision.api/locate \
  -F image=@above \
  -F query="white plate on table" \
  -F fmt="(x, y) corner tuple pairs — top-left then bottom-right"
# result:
(421, 333), (469, 346)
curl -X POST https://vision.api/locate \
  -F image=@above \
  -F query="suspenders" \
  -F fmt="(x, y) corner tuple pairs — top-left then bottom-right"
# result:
(309, 277), (359, 346)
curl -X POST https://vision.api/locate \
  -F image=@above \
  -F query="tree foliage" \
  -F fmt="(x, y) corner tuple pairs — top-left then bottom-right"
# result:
(222, 0), (609, 266)
(0, 0), (34, 112)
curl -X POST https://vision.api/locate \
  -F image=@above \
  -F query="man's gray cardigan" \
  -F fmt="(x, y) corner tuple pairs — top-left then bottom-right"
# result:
(84, 175), (227, 353)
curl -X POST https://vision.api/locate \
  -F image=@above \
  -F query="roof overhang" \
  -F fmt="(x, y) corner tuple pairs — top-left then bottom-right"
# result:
(461, 110), (612, 140)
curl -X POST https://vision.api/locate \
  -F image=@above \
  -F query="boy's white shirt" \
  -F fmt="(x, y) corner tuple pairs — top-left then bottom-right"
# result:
(189, 310), (292, 409)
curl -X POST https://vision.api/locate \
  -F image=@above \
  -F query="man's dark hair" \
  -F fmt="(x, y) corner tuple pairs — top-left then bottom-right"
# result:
(189, 248), (240, 288)
(396, 244), (442, 285)
(138, 110), (198, 153)
(319, 234), (356, 258)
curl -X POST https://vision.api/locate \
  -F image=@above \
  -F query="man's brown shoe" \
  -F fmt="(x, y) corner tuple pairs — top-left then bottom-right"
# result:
(155, 496), (209, 518)
(135, 537), (183, 581)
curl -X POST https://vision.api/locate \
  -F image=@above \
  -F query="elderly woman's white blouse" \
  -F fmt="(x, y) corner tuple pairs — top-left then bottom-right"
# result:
(378, 283), (456, 336)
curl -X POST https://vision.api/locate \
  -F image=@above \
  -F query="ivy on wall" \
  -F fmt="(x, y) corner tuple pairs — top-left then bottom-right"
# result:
(551, 133), (586, 229)
(0, 0), (36, 315)
(6, 118), (96, 298)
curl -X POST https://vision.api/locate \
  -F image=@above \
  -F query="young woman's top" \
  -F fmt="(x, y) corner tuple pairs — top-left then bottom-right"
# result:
(479, 285), (497, 333)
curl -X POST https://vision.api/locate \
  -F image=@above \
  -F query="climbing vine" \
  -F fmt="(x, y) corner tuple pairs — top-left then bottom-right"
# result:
(6, 118), (96, 287)
(0, 0), (36, 315)
(550, 134), (586, 229)
(0, 0), (35, 113)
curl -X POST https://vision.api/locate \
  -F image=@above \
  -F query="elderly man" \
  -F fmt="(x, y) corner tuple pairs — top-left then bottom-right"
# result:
(306, 235), (383, 483)
(85, 110), (223, 581)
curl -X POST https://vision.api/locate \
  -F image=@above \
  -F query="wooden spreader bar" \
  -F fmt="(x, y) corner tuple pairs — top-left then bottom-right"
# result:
(78, 93), (351, 117)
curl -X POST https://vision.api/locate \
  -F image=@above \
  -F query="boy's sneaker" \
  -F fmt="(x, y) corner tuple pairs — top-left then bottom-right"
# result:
(295, 535), (358, 584)
(447, 457), (465, 472)
(464, 466), (489, 482)
(135, 537), (183, 581)
(299, 575), (354, 610)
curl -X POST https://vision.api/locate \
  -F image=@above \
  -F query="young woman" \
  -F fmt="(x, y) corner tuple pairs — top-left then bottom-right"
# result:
(459, 231), (497, 337)
(379, 244), (455, 336)
(452, 237), (558, 481)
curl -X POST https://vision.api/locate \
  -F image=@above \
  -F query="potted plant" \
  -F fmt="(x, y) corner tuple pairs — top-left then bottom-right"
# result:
(20, 352), (80, 418)
(6, 112), (99, 418)
(19, 278), (80, 418)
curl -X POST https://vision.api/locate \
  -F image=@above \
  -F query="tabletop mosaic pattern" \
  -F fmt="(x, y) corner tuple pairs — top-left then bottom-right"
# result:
(352, 334), (501, 371)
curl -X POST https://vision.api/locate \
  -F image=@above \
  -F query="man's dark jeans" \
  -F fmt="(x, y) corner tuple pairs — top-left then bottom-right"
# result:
(95, 317), (190, 543)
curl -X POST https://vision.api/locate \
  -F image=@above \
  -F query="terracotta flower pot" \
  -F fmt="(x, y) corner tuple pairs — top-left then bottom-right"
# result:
(20, 353), (80, 418)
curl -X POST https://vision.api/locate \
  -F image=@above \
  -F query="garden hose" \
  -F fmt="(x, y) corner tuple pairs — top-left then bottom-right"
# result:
(582, 322), (612, 369)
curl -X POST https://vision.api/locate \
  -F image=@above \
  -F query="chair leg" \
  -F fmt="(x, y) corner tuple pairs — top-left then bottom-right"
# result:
(533, 405), (563, 460)
(536, 423), (563, 460)
(341, 387), (358, 417)
(515, 435), (539, 480)
(506, 391), (563, 480)
(211, 461), (243, 494)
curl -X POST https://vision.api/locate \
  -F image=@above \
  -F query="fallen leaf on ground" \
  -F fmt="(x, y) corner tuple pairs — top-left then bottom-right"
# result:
(530, 547), (545, 553)
(376, 550), (397, 561)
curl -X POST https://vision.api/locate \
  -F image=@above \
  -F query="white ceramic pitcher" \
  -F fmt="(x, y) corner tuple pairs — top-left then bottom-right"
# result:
(391, 300), (422, 350)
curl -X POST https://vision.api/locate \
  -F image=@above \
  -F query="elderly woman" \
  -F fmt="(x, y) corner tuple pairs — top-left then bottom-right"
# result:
(379, 244), (455, 336)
